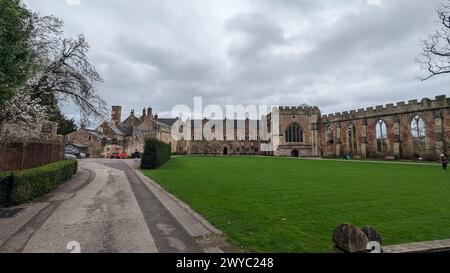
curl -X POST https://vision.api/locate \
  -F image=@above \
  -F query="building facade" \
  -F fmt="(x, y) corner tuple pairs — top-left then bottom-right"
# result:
(66, 95), (450, 161)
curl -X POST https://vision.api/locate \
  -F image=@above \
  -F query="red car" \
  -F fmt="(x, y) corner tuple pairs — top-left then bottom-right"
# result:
(111, 152), (128, 159)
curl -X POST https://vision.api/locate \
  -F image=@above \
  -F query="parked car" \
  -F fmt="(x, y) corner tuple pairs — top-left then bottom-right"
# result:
(65, 147), (81, 159)
(111, 152), (128, 159)
(65, 154), (78, 160)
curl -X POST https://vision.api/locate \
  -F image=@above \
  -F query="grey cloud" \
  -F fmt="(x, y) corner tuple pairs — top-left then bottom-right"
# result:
(25, 0), (450, 122)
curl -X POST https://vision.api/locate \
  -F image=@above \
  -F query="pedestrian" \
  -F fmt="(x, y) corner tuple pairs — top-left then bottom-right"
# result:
(441, 154), (448, 170)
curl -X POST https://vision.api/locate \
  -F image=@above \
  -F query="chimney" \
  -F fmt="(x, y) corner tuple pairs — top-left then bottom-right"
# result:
(111, 106), (122, 127)
(131, 109), (135, 116)
(142, 108), (147, 118)
(147, 107), (153, 117)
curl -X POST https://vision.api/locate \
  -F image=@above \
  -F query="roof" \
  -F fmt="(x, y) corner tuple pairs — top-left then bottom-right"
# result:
(118, 123), (133, 136)
(107, 123), (124, 136)
(158, 118), (178, 127)
(87, 129), (111, 141)
(67, 143), (88, 148)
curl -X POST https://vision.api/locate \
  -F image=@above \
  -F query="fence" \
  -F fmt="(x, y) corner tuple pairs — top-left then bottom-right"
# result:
(0, 142), (64, 172)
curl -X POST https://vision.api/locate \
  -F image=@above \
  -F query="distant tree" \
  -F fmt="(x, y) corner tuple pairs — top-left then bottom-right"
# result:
(417, 1), (450, 80)
(55, 112), (78, 135)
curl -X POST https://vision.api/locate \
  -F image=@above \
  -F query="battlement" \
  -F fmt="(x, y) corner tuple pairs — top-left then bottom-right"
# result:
(321, 95), (450, 122)
(278, 106), (321, 115)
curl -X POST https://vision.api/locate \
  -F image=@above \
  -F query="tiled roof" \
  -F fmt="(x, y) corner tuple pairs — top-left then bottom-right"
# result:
(158, 118), (178, 127)
(87, 129), (111, 141)
(107, 123), (124, 136)
(118, 123), (133, 136)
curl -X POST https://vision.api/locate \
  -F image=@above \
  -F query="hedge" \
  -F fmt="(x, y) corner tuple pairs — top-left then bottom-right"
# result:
(141, 138), (171, 169)
(1, 160), (78, 206)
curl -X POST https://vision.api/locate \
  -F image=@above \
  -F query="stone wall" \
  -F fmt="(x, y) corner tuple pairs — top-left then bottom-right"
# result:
(274, 106), (321, 157)
(320, 95), (450, 160)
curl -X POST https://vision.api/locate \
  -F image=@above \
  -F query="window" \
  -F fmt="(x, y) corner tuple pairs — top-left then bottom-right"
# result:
(327, 126), (334, 144)
(285, 123), (303, 143)
(411, 116), (426, 157)
(376, 120), (387, 152)
(348, 124), (357, 154)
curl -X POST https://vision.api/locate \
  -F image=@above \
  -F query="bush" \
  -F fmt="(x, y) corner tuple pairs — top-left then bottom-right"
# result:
(9, 160), (78, 205)
(141, 138), (171, 169)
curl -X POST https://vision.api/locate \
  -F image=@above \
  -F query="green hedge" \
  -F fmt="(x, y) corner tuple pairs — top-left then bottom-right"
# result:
(141, 138), (171, 169)
(7, 160), (78, 205)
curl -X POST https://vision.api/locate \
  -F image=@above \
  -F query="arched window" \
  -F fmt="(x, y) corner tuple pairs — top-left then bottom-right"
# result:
(327, 126), (334, 144)
(376, 120), (387, 152)
(348, 123), (357, 154)
(411, 116), (426, 157)
(285, 123), (303, 143)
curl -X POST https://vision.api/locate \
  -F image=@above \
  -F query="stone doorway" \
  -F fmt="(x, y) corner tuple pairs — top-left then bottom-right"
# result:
(291, 149), (299, 157)
(223, 147), (228, 155)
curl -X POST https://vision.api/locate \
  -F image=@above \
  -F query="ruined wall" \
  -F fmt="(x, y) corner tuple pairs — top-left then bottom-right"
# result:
(320, 95), (450, 161)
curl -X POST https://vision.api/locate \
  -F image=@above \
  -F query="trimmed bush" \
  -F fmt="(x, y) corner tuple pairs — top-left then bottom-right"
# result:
(9, 160), (78, 205)
(141, 138), (171, 169)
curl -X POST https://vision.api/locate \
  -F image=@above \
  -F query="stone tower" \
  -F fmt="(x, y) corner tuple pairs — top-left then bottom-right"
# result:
(111, 106), (122, 127)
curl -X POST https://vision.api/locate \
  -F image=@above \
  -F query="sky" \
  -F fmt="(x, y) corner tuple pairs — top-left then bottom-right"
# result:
(24, 0), (450, 121)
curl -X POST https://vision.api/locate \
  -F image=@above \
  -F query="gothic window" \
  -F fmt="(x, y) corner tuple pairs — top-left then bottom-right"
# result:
(376, 120), (387, 152)
(411, 116), (426, 157)
(285, 123), (303, 143)
(327, 126), (334, 144)
(348, 124), (357, 154)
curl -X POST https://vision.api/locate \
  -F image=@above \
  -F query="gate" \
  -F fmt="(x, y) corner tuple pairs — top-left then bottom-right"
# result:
(0, 175), (13, 206)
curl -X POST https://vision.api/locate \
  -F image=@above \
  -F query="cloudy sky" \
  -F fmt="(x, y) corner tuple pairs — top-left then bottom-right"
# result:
(24, 0), (450, 120)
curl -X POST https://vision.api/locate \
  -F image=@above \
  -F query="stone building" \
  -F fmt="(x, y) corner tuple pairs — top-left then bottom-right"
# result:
(320, 95), (450, 161)
(65, 127), (120, 158)
(65, 106), (177, 157)
(178, 95), (450, 160)
(66, 94), (450, 161)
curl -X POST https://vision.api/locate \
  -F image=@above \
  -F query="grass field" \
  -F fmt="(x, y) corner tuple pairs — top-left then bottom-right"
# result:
(142, 156), (450, 253)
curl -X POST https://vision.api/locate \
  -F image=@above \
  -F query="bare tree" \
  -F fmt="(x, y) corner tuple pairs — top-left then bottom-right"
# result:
(417, 1), (450, 81)
(30, 34), (106, 123)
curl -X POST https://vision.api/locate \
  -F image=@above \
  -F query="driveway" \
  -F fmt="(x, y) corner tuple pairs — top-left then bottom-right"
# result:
(0, 159), (233, 253)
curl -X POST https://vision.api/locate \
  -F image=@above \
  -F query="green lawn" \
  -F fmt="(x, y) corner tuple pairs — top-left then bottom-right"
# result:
(142, 156), (450, 253)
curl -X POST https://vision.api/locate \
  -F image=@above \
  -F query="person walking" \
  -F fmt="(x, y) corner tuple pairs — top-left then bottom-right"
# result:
(441, 153), (448, 170)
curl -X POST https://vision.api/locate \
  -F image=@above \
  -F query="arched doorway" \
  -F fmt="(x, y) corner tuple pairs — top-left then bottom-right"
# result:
(291, 149), (299, 157)
(223, 147), (228, 155)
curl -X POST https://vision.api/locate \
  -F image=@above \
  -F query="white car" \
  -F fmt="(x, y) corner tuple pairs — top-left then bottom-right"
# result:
(65, 154), (78, 160)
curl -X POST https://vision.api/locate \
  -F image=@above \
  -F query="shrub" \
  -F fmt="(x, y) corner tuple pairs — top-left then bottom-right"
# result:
(9, 160), (78, 205)
(141, 138), (171, 169)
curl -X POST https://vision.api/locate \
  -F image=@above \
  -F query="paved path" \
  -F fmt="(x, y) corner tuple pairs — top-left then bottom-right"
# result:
(0, 159), (231, 253)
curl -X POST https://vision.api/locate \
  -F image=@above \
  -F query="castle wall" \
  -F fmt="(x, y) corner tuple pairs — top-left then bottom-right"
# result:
(320, 95), (450, 160)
